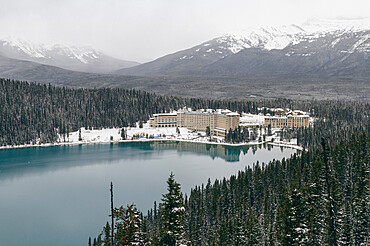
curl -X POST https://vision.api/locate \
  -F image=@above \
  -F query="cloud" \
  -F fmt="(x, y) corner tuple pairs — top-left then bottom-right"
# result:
(0, 0), (369, 62)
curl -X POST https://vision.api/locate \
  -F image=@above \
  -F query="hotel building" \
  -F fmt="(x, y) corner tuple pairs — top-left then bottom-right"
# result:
(150, 109), (240, 137)
(263, 110), (309, 128)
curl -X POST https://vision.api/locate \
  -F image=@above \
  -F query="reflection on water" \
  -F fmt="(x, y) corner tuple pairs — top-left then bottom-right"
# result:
(150, 141), (249, 162)
(0, 142), (296, 246)
(0, 142), (286, 180)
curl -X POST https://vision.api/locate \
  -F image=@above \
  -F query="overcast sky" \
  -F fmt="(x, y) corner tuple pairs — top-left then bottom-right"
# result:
(0, 0), (369, 62)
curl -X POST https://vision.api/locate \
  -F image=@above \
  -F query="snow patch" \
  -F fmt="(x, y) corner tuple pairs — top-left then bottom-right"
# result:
(0, 37), (103, 64)
(213, 18), (370, 54)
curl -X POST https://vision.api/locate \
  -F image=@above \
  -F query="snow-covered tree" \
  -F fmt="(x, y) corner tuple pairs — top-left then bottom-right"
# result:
(160, 173), (188, 246)
(120, 128), (126, 140)
(245, 210), (262, 246)
(114, 204), (145, 245)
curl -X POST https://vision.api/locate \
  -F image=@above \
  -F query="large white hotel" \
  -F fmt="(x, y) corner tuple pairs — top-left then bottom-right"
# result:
(150, 108), (240, 137)
(150, 108), (309, 137)
(263, 110), (309, 128)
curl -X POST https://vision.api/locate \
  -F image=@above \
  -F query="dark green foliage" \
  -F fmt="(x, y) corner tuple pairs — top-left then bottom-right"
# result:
(114, 204), (145, 245)
(2, 78), (368, 150)
(103, 222), (111, 246)
(121, 128), (126, 140)
(1, 78), (367, 245)
(139, 132), (368, 245)
(95, 205), (146, 246)
(93, 132), (368, 245)
(158, 173), (188, 245)
(206, 126), (210, 137)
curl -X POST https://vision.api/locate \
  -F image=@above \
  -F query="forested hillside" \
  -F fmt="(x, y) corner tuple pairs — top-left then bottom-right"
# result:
(0, 78), (368, 245)
(92, 132), (368, 245)
(0, 78), (368, 149)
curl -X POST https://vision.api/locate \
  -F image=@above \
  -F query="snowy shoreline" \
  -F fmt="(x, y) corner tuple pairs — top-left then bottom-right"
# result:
(0, 121), (304, 151)
(0, 134), (303, 151)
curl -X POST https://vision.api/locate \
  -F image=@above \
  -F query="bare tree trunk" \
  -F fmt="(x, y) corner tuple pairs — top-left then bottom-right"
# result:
(110, 182), (114, 246)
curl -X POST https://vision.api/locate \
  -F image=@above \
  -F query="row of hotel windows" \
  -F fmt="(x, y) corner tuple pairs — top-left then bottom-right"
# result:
(267, 122), (307, 127)
(157, 124), (176, 127)
(158, 118), (176, 122)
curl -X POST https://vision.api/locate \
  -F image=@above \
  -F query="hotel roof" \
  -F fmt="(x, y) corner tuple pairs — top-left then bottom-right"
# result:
(153, 113), (177, 116)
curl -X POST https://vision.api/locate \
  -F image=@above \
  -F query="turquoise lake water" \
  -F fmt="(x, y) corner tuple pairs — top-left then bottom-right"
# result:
(0, 142), (296, 246)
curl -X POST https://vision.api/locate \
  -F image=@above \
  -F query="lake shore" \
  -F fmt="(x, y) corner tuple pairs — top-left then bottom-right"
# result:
(0, 136), (303, 151)
(0, 123), (304, 151)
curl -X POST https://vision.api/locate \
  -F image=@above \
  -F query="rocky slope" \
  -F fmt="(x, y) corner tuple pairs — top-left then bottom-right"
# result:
(0, 38), (139, 73)
(116, 18), (370, 78)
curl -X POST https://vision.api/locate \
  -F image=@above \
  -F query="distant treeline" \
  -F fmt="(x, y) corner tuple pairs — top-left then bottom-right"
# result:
(0, 78), (368, 150)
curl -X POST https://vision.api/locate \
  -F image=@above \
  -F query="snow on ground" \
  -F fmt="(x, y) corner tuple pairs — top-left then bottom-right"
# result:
(240, 113), (265, 126)
(62, 122), (223, 144)
(0, 121), (303, 151)
(63, 122), (302, 150)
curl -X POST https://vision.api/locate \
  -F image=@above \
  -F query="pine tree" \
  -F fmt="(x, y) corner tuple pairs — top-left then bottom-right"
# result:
(160, 173), (188, 246)
(352, 138), (369, 246)
(234, 215), (247, 245)
(322, 138), (339, 246)
(206, 126), (210, 137)
(102, 222), (111, 246)
(114, 204), (145, 245)
(267, 124), (272, 136)
(216, 217), (233, 246)
(121, 128), (126, 140)
(339, 200), (353, 245)
(245, 209), (262, 246)
(277, 188), (308, 245)
(303, 158), (324, 245)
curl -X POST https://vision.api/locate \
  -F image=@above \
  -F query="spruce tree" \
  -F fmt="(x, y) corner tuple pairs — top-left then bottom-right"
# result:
(159, 173), (188, 246)
(114, 204), (144, 245)
(102, 222), (111, 246)
(303, 158), (324, 245)
(245, 209), (262, 246)
(121, 128), (126, 140)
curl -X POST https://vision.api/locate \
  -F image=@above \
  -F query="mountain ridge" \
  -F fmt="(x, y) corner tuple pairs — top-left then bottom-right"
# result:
(0, 37), (140, 73)
(115, 18), (370, 77)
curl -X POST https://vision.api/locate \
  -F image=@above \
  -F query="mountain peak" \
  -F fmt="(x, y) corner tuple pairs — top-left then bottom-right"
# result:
(0, 37), (139, 73)
(117, 18), (370, 77)
(301, 17), (370, 33)
(214, 18), (370, 53)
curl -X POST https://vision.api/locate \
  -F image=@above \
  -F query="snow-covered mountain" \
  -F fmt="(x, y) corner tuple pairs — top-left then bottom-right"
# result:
(116, 18), (370, 77)
(0, 38), (139, 73)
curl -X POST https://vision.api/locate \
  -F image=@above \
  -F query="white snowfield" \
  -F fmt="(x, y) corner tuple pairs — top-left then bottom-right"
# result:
(216, 17), (370, 55)
(1, 37), (102, 64)
(239, 113), (265, 126)
(69, 123), (195, 143)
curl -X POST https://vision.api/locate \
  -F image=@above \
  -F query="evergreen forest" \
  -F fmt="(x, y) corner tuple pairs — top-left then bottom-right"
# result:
(92, 133), (368, 245)
(0, 78), (368, 245)
(0, 78), (367, 151)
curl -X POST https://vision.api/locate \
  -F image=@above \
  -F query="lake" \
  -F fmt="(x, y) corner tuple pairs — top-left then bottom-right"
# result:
(0, 142), (297, 246)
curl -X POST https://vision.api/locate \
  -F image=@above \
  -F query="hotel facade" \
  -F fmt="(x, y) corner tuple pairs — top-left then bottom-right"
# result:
(263, 110), (309, 128)
(150, 109), (240, 137)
